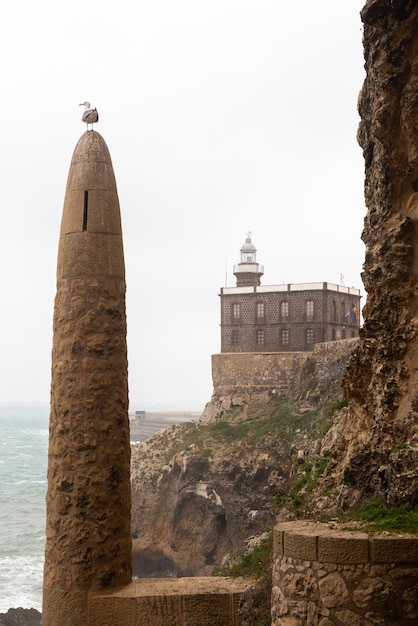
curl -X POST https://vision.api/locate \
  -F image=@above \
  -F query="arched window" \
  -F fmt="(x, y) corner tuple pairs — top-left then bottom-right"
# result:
(306, 300), (314, 322)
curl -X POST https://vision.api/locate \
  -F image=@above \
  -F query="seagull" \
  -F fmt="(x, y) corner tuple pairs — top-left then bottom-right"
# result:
(79, 101), (99, 130)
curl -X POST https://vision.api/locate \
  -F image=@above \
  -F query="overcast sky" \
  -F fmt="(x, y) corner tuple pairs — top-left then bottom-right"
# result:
(0, 0), (366, 411)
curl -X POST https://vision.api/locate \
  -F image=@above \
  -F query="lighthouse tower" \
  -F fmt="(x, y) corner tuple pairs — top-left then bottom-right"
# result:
(42, 131), (132, 625)
(233, 232), (264, 287)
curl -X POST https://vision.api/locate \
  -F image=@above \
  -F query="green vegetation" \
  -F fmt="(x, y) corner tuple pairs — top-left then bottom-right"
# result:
(218, 530), (273, 579)
(340, 499), (418, 534)
(326, 397), (348, 412)
(153, 396), (347, 463)
(218, 530), (273, 626)
(273, 449), (334, 516)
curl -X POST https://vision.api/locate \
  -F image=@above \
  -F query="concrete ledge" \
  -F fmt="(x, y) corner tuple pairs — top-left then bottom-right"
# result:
(275, 521), (418, 564)
(88, 577), (253, 626)
(371, 536), (418, 563)
(318, 532), (369, 564)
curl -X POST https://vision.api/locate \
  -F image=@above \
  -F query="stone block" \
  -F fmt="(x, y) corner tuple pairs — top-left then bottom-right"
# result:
(88, 592), (136, 626)
(371, 537), (418, 564)
(43, 588), (88, 626)
(183, 593), (233, 625)
(283, 530), (317, 561)
(135, 595), (183, 626)
(318, 533), (369, 564)
(318, 572), (348, 608)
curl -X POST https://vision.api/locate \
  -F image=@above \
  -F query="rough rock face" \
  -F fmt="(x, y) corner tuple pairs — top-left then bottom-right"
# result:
(130, 343), (354, 577)
(318, 0), (418, 511)
(0, 609), (41, 626)
(131, 424), (287, 577)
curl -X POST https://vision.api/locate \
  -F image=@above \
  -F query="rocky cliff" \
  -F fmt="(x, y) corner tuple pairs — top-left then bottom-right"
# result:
(130, 341), (355, 578)
(312, 0), (418, 513)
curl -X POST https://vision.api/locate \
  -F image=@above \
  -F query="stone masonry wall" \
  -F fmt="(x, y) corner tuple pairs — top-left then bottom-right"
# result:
(202, 340), (357, 420)
(271, 522), (418, 625)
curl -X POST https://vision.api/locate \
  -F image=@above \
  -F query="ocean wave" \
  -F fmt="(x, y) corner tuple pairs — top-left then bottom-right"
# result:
(0, 554), (43, 612)
(14, 479), (47, 485)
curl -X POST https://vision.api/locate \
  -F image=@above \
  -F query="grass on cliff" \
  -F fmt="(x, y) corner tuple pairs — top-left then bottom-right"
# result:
(218, 530), (273, 579)
(218, 530), (273, 626)
(154, 396), (341, 463)
(340, 499), (418, 534)
(273, 449), (334, 516)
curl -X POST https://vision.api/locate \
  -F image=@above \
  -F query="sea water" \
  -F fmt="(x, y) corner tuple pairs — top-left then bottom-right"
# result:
(0, 406), (48, 612)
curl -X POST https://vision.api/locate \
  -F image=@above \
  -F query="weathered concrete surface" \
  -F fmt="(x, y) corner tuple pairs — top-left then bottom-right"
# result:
(43, 131), (131, 625)
(88, 577), (253, 626)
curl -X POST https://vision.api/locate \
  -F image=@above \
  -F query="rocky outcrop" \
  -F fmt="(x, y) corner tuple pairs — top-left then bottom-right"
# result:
(0, 609), (41, 626)
(312, 0), (418, 512)
(131, 422), (288, 577)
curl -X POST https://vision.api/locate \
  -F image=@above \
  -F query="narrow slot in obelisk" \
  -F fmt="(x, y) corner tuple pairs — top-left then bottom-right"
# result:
(42, 130), (132, 625)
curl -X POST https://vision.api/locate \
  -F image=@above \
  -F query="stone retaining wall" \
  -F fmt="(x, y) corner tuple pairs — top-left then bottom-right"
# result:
(201, 340), (357, 420)
(271, 522), (418, 625)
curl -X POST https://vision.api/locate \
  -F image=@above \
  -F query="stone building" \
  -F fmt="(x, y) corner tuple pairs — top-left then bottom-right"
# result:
(220, 234), (361, 352)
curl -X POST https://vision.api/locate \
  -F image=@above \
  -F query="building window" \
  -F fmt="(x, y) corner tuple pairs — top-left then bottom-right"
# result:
(256, 301), (265, 321)
(231, 330), (240, 346)
(232, 303), (241, 322)
(256, 329), (265, 346)
(341, 301), (346, 323)
(280, 301), (289, 322)
(332, 300), (337, 321)
(306, 328), (314, 346)
(280, 328), (289, 346)
(306, 300), (314, 322)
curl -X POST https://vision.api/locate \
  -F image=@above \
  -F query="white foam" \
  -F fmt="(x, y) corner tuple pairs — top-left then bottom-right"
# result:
(0, 554), (43, 612)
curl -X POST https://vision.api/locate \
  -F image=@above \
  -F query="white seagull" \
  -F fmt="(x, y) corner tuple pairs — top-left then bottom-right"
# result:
(79, 101), (99, 130)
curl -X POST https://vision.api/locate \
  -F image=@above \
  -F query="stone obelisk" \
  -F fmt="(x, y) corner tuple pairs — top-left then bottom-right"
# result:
(42, 131), (132, 625)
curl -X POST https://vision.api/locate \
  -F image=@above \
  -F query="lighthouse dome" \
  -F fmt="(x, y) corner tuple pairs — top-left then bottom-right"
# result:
(240, 234), (257, 263)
